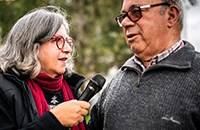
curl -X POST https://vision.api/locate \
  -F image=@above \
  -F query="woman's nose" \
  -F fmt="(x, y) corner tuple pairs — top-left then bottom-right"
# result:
(62, 42), (72, 53)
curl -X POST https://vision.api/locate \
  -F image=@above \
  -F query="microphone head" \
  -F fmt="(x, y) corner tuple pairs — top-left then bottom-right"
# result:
(78, 73), (106, 101)
(91, 73), (106, 89)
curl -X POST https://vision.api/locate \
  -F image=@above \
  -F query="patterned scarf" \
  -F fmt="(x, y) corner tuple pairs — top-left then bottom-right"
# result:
(27, 73), (85, 130)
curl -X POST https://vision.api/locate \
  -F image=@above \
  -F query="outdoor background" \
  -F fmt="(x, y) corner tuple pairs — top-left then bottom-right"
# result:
(0, 0), (199, 94)
(0, 0), (199, 122)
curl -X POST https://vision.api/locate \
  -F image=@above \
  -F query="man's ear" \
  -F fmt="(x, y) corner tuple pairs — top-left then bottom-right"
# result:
(167, 5), (180, 28)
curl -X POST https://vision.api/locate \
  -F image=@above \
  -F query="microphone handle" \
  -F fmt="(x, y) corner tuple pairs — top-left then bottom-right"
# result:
(78, 87), (96, 102)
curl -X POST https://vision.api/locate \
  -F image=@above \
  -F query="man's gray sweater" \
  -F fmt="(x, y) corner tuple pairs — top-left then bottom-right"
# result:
(87, 41), (200, 130)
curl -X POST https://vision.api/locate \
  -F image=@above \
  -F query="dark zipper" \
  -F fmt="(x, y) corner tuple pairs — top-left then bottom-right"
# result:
(136, 73), (142, 87)
(123, 67), (142, 87)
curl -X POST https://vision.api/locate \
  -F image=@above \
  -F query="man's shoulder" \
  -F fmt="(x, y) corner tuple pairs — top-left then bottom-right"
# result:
(192, 51), (200, 66)
(181, 41), (200, 63)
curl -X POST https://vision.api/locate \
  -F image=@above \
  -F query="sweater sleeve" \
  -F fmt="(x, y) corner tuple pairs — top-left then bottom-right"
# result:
(87, 103), (103, 130)
(87, 83), (111, 130)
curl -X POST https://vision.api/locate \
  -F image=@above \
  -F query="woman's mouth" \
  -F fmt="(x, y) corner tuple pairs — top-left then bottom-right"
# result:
(58, 58), (68, 63)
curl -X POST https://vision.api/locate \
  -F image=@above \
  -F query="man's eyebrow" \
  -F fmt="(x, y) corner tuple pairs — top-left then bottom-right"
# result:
(121, 4), (141, 13)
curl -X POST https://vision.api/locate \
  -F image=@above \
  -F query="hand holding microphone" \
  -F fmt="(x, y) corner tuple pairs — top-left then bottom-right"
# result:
(50, 73), (105, 127)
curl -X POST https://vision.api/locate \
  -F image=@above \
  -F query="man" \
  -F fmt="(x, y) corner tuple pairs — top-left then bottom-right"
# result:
(87, 0), (200, 130)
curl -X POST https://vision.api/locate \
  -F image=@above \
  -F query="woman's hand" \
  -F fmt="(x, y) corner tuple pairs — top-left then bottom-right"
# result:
(50, 100), (90, 127)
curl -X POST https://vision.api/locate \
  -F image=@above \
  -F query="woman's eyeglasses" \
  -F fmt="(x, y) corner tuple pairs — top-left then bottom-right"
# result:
(51, 35), (74, 51)
(115, 2), (170, 27)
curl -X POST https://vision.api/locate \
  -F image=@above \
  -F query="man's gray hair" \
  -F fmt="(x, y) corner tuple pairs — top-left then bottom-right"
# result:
(0, 6), (74, 79)
(161, 0), (184, 30)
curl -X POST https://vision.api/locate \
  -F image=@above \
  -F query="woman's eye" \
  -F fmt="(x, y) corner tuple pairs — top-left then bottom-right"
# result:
(57, 37), (62, 41)
(51, 39), (56, 42)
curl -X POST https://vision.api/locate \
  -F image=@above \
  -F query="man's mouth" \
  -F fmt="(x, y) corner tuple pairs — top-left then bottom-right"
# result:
(127, 34), (136, 39)
(127, 33), (138, 41)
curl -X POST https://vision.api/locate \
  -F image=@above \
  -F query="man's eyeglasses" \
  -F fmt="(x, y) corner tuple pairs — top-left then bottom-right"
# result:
(115, 2), (170, 27)
(51, 35), (74, 51)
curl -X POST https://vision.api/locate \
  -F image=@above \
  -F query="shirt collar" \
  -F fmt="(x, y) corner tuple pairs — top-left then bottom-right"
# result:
(133, 39), (184, 73)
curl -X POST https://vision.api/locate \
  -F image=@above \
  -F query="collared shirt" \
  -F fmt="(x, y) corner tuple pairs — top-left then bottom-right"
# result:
(133, 39), (184, 73)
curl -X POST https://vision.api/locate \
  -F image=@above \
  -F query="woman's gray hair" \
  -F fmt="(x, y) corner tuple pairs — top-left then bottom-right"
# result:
(0, 6), (74, 79)
(161, 0), (184, 31)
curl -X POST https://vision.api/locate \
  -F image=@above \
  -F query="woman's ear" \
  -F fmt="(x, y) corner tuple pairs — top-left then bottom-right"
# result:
(167, 5), (180, 28)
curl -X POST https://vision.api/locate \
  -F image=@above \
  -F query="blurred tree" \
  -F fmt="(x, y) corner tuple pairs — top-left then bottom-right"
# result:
(0, 0), (132, 78)
(0, 0), (198, 79)
(68, 0), (132, 77)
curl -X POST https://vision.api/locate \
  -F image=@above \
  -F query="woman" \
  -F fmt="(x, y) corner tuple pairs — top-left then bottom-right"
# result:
(0, 6), (90, 130)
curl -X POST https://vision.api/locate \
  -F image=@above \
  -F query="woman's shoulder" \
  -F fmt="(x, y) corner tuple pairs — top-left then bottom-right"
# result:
(0, 71), (23, 105)
(0, 72), (17, 90)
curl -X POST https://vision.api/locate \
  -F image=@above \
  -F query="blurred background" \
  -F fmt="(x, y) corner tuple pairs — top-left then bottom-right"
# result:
(0, 0), (199, 80)
(0, 0), (199, 122)
(0, 0), (132, 80)
(0, 0), (199, 102)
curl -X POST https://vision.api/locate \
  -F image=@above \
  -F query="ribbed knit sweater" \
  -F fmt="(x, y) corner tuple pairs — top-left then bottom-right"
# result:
(87, 41), (200, 130)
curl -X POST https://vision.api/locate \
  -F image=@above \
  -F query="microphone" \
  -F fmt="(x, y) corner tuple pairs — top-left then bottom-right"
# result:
(78, 73), (106, 102)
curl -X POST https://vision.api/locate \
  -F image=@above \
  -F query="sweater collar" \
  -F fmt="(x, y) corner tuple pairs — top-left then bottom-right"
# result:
(122, 41), (195, 73)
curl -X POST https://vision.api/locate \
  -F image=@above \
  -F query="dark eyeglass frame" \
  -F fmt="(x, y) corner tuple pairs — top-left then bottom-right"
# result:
(115, 2), (170, 27)
(51, 35), (74, 51)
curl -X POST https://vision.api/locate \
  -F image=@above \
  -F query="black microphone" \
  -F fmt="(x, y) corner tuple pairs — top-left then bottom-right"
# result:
(78, 73), (106, 102)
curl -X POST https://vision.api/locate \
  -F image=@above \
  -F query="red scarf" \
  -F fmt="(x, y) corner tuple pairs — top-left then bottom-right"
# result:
(27, 73), (85, 130)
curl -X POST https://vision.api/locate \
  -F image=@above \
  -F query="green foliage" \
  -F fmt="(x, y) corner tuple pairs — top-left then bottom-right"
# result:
(1, 0), (196, 78)
(0, 0), (132, 77)
(68, 0), (133, 76)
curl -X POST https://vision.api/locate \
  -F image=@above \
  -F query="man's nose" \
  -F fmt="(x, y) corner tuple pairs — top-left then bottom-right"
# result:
(121, 16), (135, 28)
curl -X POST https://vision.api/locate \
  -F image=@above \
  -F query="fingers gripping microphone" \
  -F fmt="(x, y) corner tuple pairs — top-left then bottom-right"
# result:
(78, 74), (106, 102)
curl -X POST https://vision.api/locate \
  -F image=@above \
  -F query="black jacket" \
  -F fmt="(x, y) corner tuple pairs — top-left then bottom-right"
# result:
(0, 69), (86, 130)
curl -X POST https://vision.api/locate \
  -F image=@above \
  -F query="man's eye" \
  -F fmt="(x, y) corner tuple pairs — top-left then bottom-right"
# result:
(131, 9), (140, 13)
